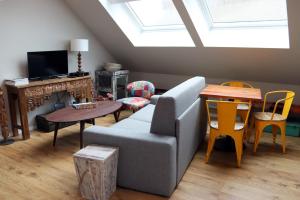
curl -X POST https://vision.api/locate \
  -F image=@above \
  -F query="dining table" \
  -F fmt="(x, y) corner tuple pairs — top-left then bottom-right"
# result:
(200, 84), (263, 151)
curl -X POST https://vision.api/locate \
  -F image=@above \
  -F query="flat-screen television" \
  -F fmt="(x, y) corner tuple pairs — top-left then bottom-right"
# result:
(27, 50), (68, 80)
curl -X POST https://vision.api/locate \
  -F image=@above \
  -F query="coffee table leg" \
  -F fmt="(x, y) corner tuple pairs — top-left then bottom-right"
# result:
(80, 121), (85, 149)
(53, 122), (59, 147)
(113, 111), (120, 122)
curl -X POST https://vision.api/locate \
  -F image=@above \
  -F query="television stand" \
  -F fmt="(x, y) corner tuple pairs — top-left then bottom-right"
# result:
(69, 71), (90, 77)
(5, 76), (93, 140)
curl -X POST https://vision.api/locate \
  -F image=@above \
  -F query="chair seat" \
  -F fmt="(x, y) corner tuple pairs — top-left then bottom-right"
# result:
(254, 112), (286, 121)
(237, 103), (250, 110)
(210, 120), (245, 131)
(117, 97), (150, 110)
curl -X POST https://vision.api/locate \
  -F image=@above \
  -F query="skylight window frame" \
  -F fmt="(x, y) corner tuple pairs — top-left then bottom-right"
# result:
(199, 0), (288, 29)
(183, 0), (290, 49)
(125, 1), (186, 31)
(98, 0), (195, 47)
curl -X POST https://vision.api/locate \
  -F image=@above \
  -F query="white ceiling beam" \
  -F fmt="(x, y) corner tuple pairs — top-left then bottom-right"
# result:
(172, 0), (203, 47)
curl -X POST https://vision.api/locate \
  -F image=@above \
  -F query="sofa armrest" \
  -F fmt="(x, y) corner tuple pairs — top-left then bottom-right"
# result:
(150, 95), (161, 105)
(83, 126), (177, 197)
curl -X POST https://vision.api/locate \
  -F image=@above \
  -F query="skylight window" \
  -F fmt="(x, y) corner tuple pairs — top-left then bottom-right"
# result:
(183, 0), (290, 48)
(126, 0), (185, 30)
(100, 0), (289, 48)
(202, 0), (288, 28)
(98, 0), (195, 47)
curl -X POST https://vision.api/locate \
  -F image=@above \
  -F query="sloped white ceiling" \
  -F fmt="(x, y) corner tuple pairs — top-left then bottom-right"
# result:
(65, 0), (300, 85)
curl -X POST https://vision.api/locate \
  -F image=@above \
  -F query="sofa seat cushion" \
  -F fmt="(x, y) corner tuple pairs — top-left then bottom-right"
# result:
(117, 97), (150, 110)
(112, 118), (151, 132)
(129, 104), (155, 123)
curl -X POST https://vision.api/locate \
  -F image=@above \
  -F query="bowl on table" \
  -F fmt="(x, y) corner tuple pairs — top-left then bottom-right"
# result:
(104, 63), (122, 72)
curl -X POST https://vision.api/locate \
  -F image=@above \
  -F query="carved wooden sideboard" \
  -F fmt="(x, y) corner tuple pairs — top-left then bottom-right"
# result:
(0, 88), (9, 141)
(6, 76), (93, 140)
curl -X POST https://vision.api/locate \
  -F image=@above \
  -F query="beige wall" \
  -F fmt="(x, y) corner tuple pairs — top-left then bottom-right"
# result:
(130, 72), (300, 105)
(0, 0), (115, 133)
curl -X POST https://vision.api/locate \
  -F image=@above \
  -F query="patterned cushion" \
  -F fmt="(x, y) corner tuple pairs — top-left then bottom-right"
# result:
(117, 97), (150, 110)
(210, 120), (245, 131)
(237, 103), (250, 110)
(127, 81), (155, 99)
(254, 112), (286, 121)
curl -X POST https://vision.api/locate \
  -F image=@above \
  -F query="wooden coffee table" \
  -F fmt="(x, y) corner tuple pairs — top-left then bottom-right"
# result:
(46, 101), (122, 148)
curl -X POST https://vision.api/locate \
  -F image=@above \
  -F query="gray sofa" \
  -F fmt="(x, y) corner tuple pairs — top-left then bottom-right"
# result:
(83, 76), (207, 196)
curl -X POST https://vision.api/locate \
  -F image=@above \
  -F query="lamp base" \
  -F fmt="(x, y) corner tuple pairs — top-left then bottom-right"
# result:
(68, 71), (90, 78)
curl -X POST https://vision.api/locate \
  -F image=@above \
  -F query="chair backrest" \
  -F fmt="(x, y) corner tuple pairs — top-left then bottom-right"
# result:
(282, 91), (295, 118)
(127, 81), (155, 99)
(221, 81), (253, 88)
(206, 100), (251, 132)
(262, 90), (295, 120)
(221, 81), (253, 103)
(150, 77), (206, 136)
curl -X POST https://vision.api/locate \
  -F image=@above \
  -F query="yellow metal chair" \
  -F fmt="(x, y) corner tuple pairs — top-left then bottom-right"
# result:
(205, 100), (251, 167)
(221, 81), (254, 137)
(253, 91), (295, 153)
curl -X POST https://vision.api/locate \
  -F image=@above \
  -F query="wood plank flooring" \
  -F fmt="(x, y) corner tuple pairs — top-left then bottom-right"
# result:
(1, 111), (300, 200)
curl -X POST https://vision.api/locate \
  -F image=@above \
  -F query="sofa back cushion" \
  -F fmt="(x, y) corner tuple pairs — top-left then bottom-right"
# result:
(150, 76), (206, 136)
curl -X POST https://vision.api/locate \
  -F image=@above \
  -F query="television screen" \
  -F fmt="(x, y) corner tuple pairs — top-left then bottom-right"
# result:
(27, 50), (68, 80)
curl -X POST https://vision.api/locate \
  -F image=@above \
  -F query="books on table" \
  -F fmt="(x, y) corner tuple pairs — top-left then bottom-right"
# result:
(6, 78), (29, 86)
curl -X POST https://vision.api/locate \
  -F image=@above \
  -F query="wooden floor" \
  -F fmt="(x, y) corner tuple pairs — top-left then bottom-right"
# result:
(1, 112), (300, 200)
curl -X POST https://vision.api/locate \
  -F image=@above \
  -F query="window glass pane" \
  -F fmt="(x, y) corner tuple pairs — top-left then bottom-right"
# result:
(204, 0), (287, 23)
(127, 0), (184, 27)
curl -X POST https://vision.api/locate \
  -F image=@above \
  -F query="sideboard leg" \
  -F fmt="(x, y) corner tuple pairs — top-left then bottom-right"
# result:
(7, 93), (18, 137)
(18, 91), (30, 140)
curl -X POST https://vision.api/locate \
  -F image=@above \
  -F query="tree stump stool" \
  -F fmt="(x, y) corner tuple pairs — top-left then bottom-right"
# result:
(73, 145), (119, 200)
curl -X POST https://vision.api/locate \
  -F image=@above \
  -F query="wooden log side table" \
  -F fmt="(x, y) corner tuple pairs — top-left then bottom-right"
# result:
(73, 145), (119, 200)
(0, 88), (9, 142)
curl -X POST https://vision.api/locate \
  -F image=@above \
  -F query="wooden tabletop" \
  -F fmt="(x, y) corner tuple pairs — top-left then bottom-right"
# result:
(200, 84), (262, 101)
(5, 76), (91, 89)
(46, 101), (122, 123)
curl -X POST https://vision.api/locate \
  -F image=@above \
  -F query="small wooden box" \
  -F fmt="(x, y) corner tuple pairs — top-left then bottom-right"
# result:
(73, 145), (119, 200)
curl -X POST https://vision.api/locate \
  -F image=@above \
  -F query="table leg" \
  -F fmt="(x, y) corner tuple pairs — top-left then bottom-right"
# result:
(7, 93), (18, 137)
(18, 91), (30, 140)
(1, 124), (9, 141)
(0, 95), (9, 140)
(80, 121), (85, 149)
(200, 97), (208, 144)
(113, 111), (120, 122)
(53, 122), (59, 147)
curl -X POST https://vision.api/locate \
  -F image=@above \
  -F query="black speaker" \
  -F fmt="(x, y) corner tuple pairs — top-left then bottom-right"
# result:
(36, 113), (76, 132)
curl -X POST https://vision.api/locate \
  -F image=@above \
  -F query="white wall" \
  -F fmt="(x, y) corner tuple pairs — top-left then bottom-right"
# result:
(0, 0), (115, 133)
(130, 72), (300, 104)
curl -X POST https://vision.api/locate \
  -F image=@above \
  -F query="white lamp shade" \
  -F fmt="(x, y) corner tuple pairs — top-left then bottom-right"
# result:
(70, 39), (89, 52)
